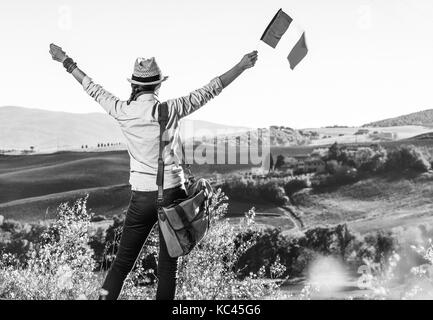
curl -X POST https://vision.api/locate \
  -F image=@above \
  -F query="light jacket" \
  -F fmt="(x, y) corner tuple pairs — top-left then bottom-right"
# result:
(82, 76), (224, 191)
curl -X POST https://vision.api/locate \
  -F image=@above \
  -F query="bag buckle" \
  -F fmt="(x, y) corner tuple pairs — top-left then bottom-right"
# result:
(158, 207), (167, 222)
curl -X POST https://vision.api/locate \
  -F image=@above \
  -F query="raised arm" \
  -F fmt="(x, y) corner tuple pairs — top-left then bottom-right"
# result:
(219, 50), (258, 88)
(49, 44), (87, 84)
(49, 43), (123, 118)
(167, 51), (258, 120)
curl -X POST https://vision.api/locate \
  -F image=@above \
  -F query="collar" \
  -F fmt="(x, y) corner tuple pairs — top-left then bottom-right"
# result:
(136, 92), (158, 102)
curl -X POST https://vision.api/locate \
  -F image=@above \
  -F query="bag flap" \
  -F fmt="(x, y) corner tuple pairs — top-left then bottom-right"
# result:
(162, 190), (206, 230)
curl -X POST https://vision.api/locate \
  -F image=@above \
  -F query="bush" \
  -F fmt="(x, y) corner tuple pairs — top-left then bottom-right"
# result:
(0, 197), (99, 300)
(221, 177), (288, 206)
(174, 191), (282, 299)
(283, 179), (309, 196)
(235, 227), (288, 278)
(0, 192), (286, 300)
(0, 220), (48, 265)
(234, 224), (397, 280)
(311, 166), (358, 190)
(1, 192), (420, 300)
(385, 145), (431, 173)
(353, 146), (388, 173)
(303, 224), (355, 257)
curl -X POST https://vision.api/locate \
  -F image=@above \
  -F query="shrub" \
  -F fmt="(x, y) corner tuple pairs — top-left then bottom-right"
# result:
(311, 166), (358, 190)
(234, 224), (392, 280)
(385, 145), (431, 173)
(1, 191), (421, 300)
(283, 179), (309, 196)
(353, 146), (388, 173)
(221, 177), (288, 206)
(303, 224), (355, 257)
(94, 213), (125, 271)
(174, 191), (282, 299)
(235, 227), (287, 278)
(0, 220), (48, 265)
(0, 197), (99, 300)
(325, 160), (340, 174)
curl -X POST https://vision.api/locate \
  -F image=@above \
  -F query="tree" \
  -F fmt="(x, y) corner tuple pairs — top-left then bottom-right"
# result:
(274, 155), (285, 170)
(269, 153), (274, 172)
(327, 142), (341, 161)
(385, 145), (431, 173)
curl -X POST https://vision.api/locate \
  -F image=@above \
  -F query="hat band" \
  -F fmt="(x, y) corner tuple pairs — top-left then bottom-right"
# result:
(131, 74), (161, 84)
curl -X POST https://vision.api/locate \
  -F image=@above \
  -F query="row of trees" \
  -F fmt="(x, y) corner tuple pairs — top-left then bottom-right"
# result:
(96, 142), (122, 148)
(324, 142), (432, 174)
(80, 142), (123, 149)
(311, 142), (432, 189)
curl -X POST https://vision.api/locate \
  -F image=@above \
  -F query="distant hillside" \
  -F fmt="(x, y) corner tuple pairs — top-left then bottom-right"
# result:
(405, 132), (433, 141)
(191, 125), (311, 149)
(0, 106), (250, 151)
(267, 126), (310, 146)
(0, 106), (124, 151)
(363, 109), (433, 127)
(179, 119), (251, 140)
(0, 151), (129, 204)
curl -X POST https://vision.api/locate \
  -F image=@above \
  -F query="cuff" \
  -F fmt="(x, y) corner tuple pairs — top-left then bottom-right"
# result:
(211, 76), (224, 95)
(82, 76), (92, 90)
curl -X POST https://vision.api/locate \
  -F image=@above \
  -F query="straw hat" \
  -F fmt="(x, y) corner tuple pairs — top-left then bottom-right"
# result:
(127, 57), (168, 85)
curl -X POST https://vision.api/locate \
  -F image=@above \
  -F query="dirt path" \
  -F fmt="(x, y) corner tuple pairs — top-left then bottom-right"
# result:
(280, 205), (305, 230)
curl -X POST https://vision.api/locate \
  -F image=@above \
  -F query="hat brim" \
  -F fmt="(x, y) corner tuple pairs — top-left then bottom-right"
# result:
(127, 76), (168, 86)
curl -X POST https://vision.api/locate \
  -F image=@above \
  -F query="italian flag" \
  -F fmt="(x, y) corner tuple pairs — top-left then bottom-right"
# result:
(261, 9), (308, 70)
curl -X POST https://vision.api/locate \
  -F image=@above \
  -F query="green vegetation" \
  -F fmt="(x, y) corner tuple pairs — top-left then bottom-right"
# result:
(311, 143), (431, 190)
(0, 194), (283, 299)
(363, 109), (433, 127)
(2, 135), (433, 299)
(2, 193), (433, 300)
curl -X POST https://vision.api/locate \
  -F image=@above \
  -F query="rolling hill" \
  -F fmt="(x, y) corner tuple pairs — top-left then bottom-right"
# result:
(291, 173), (433, 233)
(0, 106), (250, 151)
(0, 106), (123, 151)
(0, 150), (255, 221)
(0, 151), (130, 204)
(362, 109), (433, 127)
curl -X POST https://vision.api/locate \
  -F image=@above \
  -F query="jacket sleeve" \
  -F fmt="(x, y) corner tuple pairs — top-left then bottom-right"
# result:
(82, 76), (124, 118)
(165, 77), (224, 120)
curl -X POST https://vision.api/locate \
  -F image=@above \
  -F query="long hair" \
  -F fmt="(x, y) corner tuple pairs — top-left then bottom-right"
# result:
(127, 83), (159, 105)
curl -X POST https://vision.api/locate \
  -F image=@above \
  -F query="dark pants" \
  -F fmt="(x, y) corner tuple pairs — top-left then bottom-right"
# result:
(100, 185), (187, 300)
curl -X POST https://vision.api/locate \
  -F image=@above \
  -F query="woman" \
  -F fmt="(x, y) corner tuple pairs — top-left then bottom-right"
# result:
(49, 44), (258, 300)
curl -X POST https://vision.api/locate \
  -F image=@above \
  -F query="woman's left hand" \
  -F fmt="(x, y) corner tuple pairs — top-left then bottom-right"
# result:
(239, 51), (258, 70)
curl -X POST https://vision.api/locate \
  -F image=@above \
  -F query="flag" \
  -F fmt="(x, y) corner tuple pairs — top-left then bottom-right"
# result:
(260, 9), (293, 48)
(261, 9), (308, 70)
(287, 32), (308, 70)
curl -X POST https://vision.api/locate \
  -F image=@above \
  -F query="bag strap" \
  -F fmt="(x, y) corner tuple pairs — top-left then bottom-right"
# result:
(180, 143), (196, 187)
(157, 102), (169, 210)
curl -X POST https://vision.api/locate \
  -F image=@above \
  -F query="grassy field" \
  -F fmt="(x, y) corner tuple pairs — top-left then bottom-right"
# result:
(2, 139), (433, 232)
(0, 184), (131, 222)
(0, 150), (259, 222)
(271, 136), (433, 158)
(0, 151), (130, 204)
(292, 172), (433, 233)
(304, 125), (432, 146)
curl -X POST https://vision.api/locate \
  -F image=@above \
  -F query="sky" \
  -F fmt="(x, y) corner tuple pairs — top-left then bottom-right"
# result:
(0, 0), (433, 129)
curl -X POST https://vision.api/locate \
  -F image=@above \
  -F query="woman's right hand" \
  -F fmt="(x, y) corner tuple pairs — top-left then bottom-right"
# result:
(49, 43), (67, 63)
